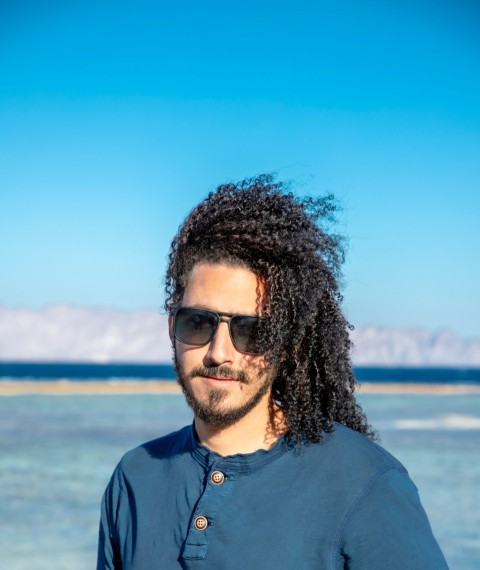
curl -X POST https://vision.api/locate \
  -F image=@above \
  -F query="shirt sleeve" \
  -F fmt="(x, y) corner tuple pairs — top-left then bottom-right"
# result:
(339, 467), (449, 569)
(96, 467), (123, 570)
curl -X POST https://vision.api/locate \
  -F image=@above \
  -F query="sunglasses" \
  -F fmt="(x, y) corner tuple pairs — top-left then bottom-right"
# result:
(173, 307), (264, 354)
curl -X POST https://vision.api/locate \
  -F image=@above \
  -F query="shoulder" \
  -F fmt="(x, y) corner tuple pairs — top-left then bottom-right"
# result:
(300, 423), (408, 486)
(101, 424), (194, 520)
(115, 424), (193, 478)
(325, 427), (449, 568)
(330, 422), (404, 468)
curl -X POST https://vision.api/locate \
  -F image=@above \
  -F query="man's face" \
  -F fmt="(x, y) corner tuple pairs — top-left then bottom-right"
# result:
(169, 261), (275, 427)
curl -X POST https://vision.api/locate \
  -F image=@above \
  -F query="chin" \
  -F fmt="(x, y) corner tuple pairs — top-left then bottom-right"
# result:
(179, 377), (272, 428)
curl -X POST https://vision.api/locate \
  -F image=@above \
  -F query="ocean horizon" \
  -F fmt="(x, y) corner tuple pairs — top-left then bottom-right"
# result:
(1, 361), (480, 384)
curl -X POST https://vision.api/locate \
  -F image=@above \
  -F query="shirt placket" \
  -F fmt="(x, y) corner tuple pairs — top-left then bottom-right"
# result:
(181, 461), (235, 562)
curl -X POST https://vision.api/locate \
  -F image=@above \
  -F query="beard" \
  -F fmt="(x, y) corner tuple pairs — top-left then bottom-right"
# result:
(173, 351), (274, 428)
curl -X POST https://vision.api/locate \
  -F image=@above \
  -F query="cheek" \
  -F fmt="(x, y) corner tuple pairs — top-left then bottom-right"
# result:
(175, 343), (207, 367)
(175, 343), (267, 375)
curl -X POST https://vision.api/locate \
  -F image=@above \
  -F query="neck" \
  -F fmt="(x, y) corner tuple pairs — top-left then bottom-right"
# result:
(194, 394), (286, 456)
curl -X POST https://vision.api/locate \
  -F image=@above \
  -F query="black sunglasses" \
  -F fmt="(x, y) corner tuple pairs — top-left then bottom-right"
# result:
(173, 307), (264, 354)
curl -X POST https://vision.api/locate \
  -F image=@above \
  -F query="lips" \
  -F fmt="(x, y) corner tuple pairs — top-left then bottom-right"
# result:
(188, 365), (249, 384)
(203, 375), (237, 382)
(201, 375), (239, 386)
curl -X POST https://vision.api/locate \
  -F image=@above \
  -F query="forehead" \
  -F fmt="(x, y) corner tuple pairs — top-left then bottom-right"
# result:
(182, 262), (263, 315)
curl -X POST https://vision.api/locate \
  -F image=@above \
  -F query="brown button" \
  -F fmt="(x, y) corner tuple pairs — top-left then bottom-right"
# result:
(211, 470), (225, 485)
(194, 515), (208, 531)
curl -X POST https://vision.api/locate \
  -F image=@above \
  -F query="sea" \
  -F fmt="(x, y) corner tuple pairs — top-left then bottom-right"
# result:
(1, 364), (479, 570)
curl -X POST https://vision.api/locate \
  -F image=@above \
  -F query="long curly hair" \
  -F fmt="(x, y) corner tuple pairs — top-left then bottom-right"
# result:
(165, 174), (375, 443)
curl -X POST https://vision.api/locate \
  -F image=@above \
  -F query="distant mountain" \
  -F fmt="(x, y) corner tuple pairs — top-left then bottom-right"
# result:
(1, 305), (479, 366)
(0, 305), (172, 363)
(350, 326), (480, 366)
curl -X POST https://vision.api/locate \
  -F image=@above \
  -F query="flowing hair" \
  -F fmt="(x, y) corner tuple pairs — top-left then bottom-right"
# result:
(165, 174), (375, 443)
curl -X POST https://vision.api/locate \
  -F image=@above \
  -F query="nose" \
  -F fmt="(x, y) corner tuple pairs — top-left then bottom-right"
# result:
(203, 320), (236, 366)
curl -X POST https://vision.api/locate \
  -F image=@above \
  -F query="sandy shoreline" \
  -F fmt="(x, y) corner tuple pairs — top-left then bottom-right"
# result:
(1, 380), (479, 395)
(357, 382), (480, 394)
(0, 380), (182, 395)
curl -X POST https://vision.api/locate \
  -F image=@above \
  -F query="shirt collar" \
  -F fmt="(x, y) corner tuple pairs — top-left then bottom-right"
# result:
(187, 422), (292, 475)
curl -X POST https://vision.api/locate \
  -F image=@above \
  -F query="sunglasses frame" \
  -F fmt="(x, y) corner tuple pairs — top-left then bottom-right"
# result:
(173, 307), (264, 354)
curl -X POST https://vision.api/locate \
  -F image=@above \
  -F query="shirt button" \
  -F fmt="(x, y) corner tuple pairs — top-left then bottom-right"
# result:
(194, 515), (208, 531)
(211, 470), (225, 485)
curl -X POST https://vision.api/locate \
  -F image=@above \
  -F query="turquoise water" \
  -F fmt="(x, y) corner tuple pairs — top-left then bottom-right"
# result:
(1, 392), (479, 569)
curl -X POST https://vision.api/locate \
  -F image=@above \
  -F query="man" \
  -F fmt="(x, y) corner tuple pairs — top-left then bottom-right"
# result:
(97, 175), (448, 569)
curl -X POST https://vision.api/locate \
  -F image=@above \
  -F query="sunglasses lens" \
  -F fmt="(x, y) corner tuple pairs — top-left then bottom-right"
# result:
(174, 308), (217, 346)
(231, 315), (262, 353)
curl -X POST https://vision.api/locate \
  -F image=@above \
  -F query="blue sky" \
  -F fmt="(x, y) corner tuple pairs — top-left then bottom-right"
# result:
(1, 0), (479, 336)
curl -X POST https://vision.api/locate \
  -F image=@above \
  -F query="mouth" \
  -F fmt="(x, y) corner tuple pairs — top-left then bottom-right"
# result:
(200, 375), (239, 386)
(187, 366), (249, 387)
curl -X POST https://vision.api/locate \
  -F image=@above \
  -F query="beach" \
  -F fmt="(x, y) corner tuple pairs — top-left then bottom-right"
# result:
(1, 379), (480, 395)
(0, 379), (182, 395)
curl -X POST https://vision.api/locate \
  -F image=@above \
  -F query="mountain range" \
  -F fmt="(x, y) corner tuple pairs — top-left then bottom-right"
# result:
(1, 305), (479, 366)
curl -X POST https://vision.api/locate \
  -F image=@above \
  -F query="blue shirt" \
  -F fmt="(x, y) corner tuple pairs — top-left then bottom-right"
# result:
(97, 423), (448, 569)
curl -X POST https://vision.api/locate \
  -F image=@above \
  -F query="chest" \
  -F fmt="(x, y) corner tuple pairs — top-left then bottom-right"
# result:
(116, 460), (347, 570)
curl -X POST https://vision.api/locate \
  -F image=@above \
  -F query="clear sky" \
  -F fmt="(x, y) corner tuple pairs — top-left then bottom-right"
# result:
(1, 0), (479, 337)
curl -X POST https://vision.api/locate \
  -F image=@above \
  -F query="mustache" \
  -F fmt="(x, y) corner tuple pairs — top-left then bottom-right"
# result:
(188, 365), (249, 384)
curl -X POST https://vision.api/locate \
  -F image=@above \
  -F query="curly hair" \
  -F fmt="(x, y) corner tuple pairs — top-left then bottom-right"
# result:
(165, 174), (375, 444)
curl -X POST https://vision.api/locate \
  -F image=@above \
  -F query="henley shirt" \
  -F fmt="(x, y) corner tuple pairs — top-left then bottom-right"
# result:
(97, 423), (448, 569)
